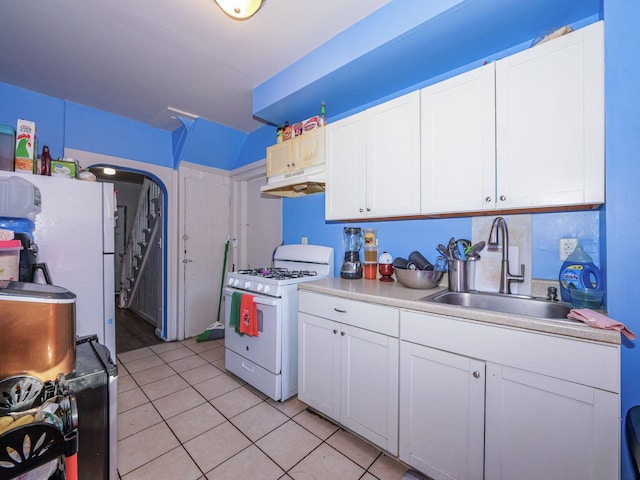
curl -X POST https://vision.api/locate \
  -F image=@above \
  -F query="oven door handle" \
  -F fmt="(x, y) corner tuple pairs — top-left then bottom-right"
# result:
(223, 288), (278, 307)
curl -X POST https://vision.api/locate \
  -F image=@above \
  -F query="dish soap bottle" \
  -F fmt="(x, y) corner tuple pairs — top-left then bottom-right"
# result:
(558, 244), (602, 302)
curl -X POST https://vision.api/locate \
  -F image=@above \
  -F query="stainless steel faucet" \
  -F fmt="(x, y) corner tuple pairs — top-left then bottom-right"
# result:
(487, 217), (525, 294)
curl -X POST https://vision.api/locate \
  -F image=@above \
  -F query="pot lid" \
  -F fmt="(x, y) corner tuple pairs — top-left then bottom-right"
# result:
(0, 281), (76, 303)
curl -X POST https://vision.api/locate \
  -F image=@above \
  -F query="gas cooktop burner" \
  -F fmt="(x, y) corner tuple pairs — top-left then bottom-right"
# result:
(237, 267), (318, 280)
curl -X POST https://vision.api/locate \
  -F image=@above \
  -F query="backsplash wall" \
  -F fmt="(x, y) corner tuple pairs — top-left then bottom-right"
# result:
(282, 193), (602, 281)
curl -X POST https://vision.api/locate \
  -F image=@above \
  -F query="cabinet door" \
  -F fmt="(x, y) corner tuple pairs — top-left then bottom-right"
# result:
(325, 113), (367, 220)
(421, 64), (496, 214)
(399, 341), (485, 480)
(341, 325), (399, 455)
(293, 128), (325, 170)
(495, 21), (604, 209)
(298, 313), (341, 420)
(366, 91), (421, 217)
(484, 363), (619, 480)
(266, 141), (293, 178)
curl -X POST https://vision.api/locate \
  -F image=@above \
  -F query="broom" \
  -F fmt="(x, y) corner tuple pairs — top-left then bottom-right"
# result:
(197, 238), (230, 341)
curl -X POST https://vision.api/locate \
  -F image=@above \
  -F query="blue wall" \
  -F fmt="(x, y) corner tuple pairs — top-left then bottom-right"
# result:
(604, 0), (640, 478)
(0, 82), (265, 170)
(282, 194), (601, 280)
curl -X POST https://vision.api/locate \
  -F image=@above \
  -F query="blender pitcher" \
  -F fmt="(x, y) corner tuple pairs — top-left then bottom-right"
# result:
(340, 227), (364, 279)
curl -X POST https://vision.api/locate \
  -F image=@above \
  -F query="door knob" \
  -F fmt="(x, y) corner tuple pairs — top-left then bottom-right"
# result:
(473, 371), (481, 379)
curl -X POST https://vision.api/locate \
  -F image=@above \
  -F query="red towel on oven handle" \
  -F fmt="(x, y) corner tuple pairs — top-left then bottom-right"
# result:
(240, 294), (259, 336)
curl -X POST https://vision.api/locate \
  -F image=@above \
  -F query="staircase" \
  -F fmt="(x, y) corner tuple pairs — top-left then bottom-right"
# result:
(118, 178), (163, 310)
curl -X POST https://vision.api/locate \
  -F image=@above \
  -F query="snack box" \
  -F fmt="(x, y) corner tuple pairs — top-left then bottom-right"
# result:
(14, 119), (36, 174)
(302, 115), (321, 133)
(51, 159), (78, 179)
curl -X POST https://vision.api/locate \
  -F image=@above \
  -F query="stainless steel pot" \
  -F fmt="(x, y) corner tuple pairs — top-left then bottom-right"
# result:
(0, 281), (76, 382)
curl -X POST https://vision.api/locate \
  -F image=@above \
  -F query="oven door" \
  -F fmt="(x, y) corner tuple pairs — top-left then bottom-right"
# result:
(223, 288), (282, 375)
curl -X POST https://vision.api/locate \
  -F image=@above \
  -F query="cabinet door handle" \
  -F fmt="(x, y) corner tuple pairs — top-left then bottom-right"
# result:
(485, 196), (492, 203)
(334, 308), (347, 313)
(473, 371), (481, 379)
(333, 329), (338, 334)
(366, 207), (371, 212)
(341, 331), (346, 336)
(499, 195), (507, 202)
(359, 208), (364, 213)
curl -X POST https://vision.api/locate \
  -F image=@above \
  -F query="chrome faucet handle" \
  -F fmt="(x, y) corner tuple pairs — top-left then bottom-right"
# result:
(547, 286), (558, 302)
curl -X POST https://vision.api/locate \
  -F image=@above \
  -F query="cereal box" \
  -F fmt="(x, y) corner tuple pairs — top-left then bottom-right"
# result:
(14, 119), (36, 174)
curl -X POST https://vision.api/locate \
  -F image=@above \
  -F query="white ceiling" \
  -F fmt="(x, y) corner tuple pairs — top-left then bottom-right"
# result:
(0, 0), (389, 133)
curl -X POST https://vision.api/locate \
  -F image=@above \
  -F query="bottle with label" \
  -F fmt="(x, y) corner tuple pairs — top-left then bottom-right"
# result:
(558, 244), (602, 302)
(320, 102), (327, 126)
(40, 145), (51, 176)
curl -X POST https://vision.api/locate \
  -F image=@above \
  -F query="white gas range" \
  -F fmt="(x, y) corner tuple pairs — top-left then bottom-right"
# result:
(223, 244), (334, 401)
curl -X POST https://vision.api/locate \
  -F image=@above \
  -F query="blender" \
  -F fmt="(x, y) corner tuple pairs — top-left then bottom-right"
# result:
(340, 227), (364, 279)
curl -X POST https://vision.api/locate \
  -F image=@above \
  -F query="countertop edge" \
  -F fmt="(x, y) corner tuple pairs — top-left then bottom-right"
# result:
(298, 278), (620, 345)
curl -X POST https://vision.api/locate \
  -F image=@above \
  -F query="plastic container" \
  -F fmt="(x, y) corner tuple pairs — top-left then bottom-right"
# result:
(0, 217), (35, 240)
(0, 239), (22, 281)
(570, 287), (604, 309)
(0, 176), (42, 220)
(559, 244), (602, 302)
(0, 125), (15, 171)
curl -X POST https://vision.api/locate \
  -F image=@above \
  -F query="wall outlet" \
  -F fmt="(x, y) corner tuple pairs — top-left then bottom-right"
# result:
(231, 238), (238, 248)
(559, 238), (578, 261)
(301, 237), (308, 245)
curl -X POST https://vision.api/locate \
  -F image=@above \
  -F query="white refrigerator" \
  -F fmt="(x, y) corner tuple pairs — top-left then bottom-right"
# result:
(0, 169), (118, 480)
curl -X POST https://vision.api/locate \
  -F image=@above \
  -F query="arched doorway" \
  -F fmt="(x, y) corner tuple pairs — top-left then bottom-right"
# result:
(89, 164), (168, 353)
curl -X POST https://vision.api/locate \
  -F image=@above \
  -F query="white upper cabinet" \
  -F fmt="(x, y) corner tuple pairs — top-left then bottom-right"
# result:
(325, 91), (421, 220)
(420, 21), (604, 214)
(420, 63), (497, 214)
(325, 112), (368, 220)
(495, 21), (604, 209)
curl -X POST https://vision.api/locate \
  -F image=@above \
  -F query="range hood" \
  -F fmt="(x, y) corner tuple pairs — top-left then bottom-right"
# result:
(260, 164), (325, 198)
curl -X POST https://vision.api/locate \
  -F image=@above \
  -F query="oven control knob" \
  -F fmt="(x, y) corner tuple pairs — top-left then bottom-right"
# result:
(227, 278), (234, 286)
(244, 281), (252, 290)
(232, 279), (240, 287)
(256, 284), (263, 292)
(263, 285), (271, 294)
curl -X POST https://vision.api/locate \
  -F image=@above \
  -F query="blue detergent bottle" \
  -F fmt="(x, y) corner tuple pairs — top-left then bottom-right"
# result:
(558, 244), (602, 302)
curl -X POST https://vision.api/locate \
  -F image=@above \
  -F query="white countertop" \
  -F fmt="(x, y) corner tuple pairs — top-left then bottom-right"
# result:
(298, 277), (620, 345)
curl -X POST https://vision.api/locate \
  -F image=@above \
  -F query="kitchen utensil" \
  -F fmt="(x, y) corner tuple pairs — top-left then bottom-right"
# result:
(434, 256), (448, 271)
(437, 244), (451, 260)
(408, 251), (434, 271)
(468, 241), (486, 256)
(458, 239), (472, 256)
(395, 268), (444, 289)
(447, 237), (459, 260)
(0, 375), (44, 414)
(447, 259), (469, 292)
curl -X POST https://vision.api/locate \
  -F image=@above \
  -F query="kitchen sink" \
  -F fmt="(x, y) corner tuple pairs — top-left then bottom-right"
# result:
(421, 290), (573, 319)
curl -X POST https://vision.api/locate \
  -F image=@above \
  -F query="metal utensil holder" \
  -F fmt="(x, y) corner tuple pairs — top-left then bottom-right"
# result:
(447, 259), (469, 292)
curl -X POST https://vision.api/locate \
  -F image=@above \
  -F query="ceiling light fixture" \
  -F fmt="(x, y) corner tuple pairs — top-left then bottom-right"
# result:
(213, 0), (263, 20)
(103, 167), (116, 176)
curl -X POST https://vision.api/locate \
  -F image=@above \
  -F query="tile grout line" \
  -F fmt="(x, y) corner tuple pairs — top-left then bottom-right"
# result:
(117, 339), (400, 479)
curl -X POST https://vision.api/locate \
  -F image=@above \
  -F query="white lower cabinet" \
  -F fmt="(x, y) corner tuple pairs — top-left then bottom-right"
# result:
(299, 292), (619, 480)
(399, 341), (485, 480)
(400, 309), (620, 480)
(298, 291), (399, 454)
(484, 364), (619, 480)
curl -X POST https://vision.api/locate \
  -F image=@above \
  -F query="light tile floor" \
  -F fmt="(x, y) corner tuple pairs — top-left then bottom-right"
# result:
(116, 336), (416, 480)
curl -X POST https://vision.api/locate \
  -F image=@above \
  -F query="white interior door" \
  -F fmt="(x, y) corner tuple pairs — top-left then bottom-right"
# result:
(230, 163), (282, 271)
(182, 167), (230, 338)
